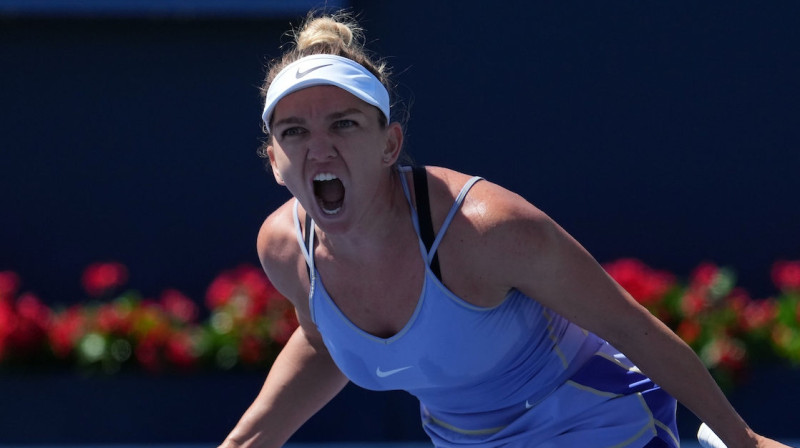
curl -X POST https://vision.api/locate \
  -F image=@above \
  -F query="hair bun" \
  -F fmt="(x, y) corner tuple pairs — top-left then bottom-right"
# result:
(296, 16), (355, 51)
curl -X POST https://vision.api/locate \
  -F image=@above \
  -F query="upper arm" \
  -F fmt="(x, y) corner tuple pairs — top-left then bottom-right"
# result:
(462, 182), (660, 348)
(256, 201), (327, 348)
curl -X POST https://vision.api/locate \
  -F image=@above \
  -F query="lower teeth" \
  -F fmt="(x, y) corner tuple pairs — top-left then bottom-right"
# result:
(322, 207), (341, 215)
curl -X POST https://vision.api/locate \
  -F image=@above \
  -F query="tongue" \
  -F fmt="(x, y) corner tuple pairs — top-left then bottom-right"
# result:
(316, 179), (344, 210)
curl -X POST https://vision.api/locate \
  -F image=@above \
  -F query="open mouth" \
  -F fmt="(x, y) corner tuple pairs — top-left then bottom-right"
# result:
(313, 173), (345, 215)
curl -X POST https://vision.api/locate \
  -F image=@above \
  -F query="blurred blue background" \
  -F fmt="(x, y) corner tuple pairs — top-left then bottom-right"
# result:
(1, 0), (799, 445)
(1, 1), (798, 305)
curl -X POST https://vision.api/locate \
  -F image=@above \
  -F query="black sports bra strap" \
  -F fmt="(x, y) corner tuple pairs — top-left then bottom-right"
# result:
(304, 211), (313, 277)
(412, 165), (442, 280)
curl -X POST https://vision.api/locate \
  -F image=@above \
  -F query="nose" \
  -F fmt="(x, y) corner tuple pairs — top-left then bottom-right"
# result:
(306, 133), (338, 161)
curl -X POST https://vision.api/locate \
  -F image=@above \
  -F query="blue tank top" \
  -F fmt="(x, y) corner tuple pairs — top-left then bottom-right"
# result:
(293, 167), (677, 447)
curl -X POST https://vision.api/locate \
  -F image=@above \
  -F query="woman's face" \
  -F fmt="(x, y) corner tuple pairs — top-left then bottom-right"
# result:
(267, 85), (401, 233)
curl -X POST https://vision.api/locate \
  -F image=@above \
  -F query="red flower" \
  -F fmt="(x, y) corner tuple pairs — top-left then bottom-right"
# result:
(17, 293), (51, 323)
(237, 265), (279, 315)
(165, 331), (197, 369)
(96, 303), (132, 334)
(48, 306), (87, 358)
(160, 289), (199, 324)
(681, 291), (708, 317)
(205, 272), (237, 310)
(691, 262), (720, 289)
(205, 264), (280, 317)
(771, 260), (800, 292)
(3, 293), (52, 356)
(81, 262), (129, 297)
(737, 297), (777, 332)
(270, 307), (299, 346)
(603, 259), (675, 306)
(239, 334), (266, 365)
(0, 299), (15, 360)
(677, 319), (702, 345)
(135, 334), (162, 372)
(0, 271), (20, 300)
(713, 337), (747, 373)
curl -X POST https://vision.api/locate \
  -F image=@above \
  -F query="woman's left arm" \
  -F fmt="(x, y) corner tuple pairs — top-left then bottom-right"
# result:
(478, 189), (789, 448)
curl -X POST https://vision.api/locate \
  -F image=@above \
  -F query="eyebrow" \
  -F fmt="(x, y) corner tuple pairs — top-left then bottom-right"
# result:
(328, 108), (366, 120)
(272, 107), (366, 129)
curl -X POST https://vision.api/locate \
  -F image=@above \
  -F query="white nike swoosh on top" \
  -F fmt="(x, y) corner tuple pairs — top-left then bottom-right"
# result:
(295, 63), (333, 79)
(375, 366), (413, 378)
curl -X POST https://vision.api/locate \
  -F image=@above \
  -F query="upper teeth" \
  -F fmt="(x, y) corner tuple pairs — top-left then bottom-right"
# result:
(314, 173), (338, 181)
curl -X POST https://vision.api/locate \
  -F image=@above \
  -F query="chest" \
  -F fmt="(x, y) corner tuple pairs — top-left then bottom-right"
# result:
(314, 241), (426, 339)
(311, 284), (560, 394)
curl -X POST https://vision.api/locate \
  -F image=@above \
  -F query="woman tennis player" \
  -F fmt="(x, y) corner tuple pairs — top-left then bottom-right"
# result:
(220, 12), (790, 448)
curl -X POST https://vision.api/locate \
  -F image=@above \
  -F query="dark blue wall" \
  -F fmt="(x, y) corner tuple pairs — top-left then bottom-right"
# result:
(359, 2), (800, 297)
(2, 3), (798, 306)
(1, 2), (799, 444)
(1, 368), (798, 443)
(1, 18), (286, 303)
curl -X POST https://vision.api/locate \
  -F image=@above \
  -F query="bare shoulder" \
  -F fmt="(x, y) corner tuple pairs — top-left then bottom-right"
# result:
(424, 167), (557, 306)
(424, 165), (552, 240)
(257, 199), (297, 261)
(257, 199), (310, 310)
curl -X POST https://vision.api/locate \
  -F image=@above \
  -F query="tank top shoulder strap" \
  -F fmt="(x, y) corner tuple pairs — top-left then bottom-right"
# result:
(398, 165), (483, 279)
(296, 170), (482, 280)
(429, 174), (483, 258)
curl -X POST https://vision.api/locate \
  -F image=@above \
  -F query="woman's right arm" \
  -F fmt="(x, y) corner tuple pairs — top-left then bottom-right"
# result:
(219, 323), (349, 448)
(220, 202), (349, 447)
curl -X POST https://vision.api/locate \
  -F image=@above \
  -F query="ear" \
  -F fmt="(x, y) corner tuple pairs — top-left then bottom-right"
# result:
(381, 122), (404, 167)
(266, 144), (286, 185)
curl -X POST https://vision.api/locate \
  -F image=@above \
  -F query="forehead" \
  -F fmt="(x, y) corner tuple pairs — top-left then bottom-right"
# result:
(272, 85), (371, 119)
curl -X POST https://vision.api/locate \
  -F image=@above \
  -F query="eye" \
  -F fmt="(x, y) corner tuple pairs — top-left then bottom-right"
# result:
(332, 119), (357, 130)
(280, 126), (306, 138)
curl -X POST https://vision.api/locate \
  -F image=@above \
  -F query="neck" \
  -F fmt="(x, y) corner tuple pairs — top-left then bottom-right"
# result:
(317, 167), (413, 261)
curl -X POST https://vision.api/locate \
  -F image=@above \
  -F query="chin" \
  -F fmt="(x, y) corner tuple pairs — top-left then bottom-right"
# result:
(309, 203), (350, 231)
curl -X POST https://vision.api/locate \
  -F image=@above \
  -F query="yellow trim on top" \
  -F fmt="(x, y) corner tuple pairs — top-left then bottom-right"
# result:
(633, 384), (680, 447)
(656, 419), (681, 448)
(596, 350), (627, 367)
(608, 393), (657, 448)
(609, 421), (655, 448)
(565, 380), (622, 398)
(424, 414), (507, 436)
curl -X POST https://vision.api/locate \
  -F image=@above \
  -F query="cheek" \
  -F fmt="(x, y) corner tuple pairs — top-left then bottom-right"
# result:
(270, 144), (296, 170)
(271, 151), (287, 170)
(267, 147), (297, 184)
(355, 134), (389, 163)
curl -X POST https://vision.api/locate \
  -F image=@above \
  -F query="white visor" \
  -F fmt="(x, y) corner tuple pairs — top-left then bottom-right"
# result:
(262, 54), (390, 133)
